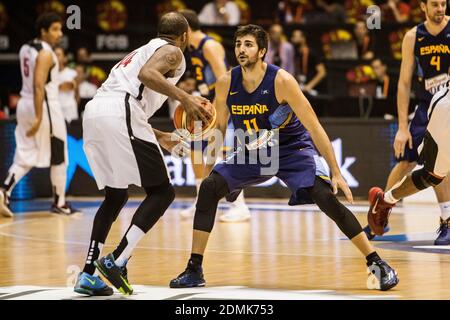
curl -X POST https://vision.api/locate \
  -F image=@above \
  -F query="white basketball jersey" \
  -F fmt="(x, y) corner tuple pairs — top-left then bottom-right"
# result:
(19, 39), (60, 101)
(96, 38), (186, 118)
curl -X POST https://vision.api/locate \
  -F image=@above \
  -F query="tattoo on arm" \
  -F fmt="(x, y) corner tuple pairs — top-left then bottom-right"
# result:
(165, 52), (179, 68)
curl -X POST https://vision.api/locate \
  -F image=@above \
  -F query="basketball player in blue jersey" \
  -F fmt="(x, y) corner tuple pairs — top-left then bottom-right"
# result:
(179, 9), (251, 222)
(170, 25), (398, 291)
(364, 0), (450, 245)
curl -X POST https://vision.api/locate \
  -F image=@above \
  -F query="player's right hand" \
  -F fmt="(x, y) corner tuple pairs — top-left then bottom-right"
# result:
(393, 128), (413, 158)
(182, 95), (212, 124)
(26, 118), (42, 137)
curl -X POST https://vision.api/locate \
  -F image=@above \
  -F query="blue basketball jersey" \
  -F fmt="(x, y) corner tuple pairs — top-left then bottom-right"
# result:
(191, 36), (228, 100)
(414, 20), (450, 103)
(226, 64), (314, 150)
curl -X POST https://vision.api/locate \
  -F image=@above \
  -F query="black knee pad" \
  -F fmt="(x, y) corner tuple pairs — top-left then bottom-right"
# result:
(104, 187), (129, 221)
(411, 168), (444, 190)
(309, 178), (362, 239)
(144, 182), (175, 217)
(197, 173), (228, 209)
(194, 172), (229, 233)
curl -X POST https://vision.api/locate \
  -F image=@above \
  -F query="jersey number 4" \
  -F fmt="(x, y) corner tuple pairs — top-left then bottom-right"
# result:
(116, 51), (137, 69)
(430, 56), (441, 71)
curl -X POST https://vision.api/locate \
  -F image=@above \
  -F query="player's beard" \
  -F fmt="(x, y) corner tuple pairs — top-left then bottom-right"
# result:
(427, 9), (445, 24)
(238, 54), (259, 69)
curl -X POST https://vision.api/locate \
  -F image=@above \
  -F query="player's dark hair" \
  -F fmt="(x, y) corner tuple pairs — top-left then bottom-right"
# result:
(234, 24), (269, 59)
(157, 12), (189, 39)
(36, 12), (62, 37)
(179, 9), (200, 31)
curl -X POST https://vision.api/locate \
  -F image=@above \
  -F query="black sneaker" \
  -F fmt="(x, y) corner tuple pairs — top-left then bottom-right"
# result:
(367, 259), (399, 291)
(51, 202), (82, 215)
(170, 260), (206, 288)
(94, 253), (133, 295)
(0, 189), (13, 218)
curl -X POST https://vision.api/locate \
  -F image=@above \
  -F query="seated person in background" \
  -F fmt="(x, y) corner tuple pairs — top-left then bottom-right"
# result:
(55, 47), (79, 123)
(291, 29), (327, 95)
(265, 24), (295, 75)
(198, 0), (241, 26)
(382, 0), (411, 23)
(353, 20), (375, 60)
(371, 58), (393, 99)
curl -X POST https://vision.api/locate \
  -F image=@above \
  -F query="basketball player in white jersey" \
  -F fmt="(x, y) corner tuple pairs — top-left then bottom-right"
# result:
(0, 12), (80, 218)
(369, 85), (450, 234)
(74, 12), (211, 296)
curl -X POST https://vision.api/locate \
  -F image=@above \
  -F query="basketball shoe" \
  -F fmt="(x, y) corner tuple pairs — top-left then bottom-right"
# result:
(94, 253), (133, 295)
(170, 259), (205, 288)
(74, 272), (113, 296)
(367, 259), (399, 291)
(435, 217), (450, 245)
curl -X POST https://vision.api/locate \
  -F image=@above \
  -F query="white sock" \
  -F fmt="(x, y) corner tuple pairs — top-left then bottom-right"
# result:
(51, 164), (67, 207)
(3, 164), (31, 196)
(115, 225), (145, 267)
(231, 191), (247, 208)
(439, 201), (450, 221)
(384, 190), (398, 204)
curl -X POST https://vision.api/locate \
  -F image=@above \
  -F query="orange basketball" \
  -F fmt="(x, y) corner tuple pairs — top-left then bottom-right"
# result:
(173, 101), (216, 141)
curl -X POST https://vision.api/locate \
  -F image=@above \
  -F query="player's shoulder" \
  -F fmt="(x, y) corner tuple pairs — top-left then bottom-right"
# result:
(202, 38), (225, 54)
(154, 43), (183, 62)
(275, 67), (296, 86)
(405, 26), (418, 40)
(215, 70), (232, 91)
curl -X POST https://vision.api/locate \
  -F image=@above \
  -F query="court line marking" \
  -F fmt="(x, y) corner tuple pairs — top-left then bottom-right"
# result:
(0, 214), (448, 263)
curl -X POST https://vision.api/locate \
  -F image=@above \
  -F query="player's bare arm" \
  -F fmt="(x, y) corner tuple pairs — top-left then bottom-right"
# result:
(203, 40), (228, 80)
(204, 72), (231, 173)
(27, 50), (54, 137)
(138, 44), (210, 122)
(394, 27), (416, 158)
(275, 69), (354, 203)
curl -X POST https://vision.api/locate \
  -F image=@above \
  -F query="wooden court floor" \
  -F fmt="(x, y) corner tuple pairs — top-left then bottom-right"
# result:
(0, 198), (449, 300)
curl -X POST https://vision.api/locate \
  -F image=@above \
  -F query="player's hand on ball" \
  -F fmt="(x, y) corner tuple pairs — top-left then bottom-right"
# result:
(393, 128), (413, 158)
(26, 118), (42, 137)
(181, 95), (212, 124)
(332, 174), (354, 204)
(159, 131), (190, 158)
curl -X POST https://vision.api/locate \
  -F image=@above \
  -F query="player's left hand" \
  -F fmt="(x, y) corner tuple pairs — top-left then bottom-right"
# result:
(26, 118), (42, 137)
(331, 174), (354, 204)
(159, 131), (190, 158)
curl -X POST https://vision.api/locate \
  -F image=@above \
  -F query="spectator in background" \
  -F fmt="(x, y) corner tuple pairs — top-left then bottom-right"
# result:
(198, 0), (241, 25)
(371, 58), (392, 99)
(156, 0), (186, 19)
(382, 0), (411, 23)
(75, 64), (97, 99)
(316, 0), (347, 23)
(55, 47), (79, 123)
(265, 24), (295, 75)
(276, 0), (314, 24)
(291, 29), (327, 95)
(354, 20), (374, 60)
(72, 47), (107, 88)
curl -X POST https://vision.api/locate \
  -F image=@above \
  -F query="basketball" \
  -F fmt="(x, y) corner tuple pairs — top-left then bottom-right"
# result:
(173, 101), (216, 141)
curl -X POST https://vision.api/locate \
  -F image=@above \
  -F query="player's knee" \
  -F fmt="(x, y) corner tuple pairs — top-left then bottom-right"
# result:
(197, 173), (228, 208)
(144, 182), (175, 217)
(412, 168), (445, 190)
(159, 183), (175, 213)
(104, 187), (128, 220)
